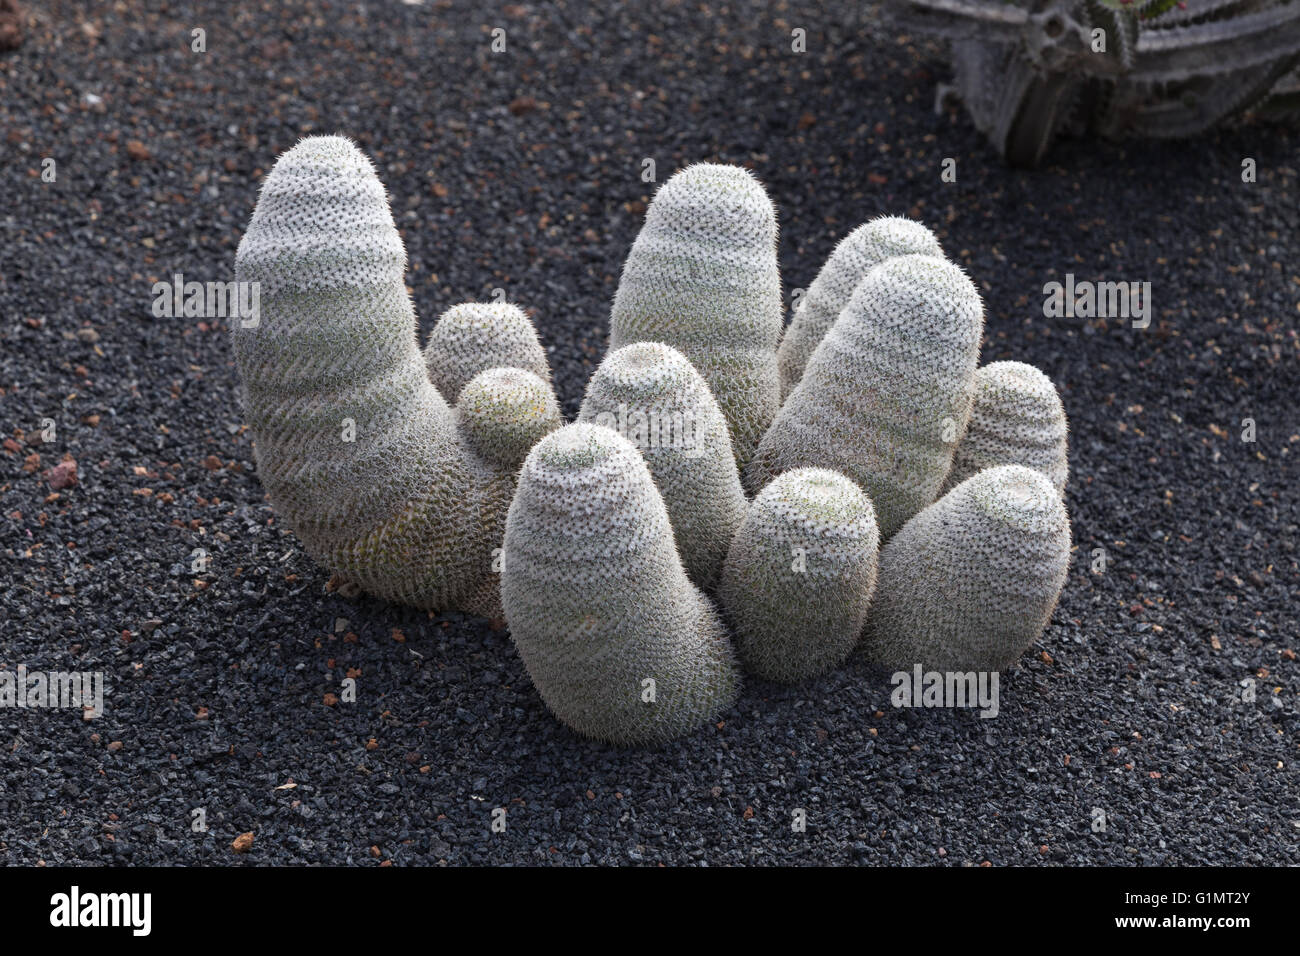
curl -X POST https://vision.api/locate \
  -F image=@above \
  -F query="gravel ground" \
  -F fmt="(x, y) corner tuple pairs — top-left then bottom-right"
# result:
(1, 0), (1297, 866)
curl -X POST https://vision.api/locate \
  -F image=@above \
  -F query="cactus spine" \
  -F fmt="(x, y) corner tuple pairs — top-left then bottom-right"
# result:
(863, 465), (1071, 672)
(501, 423), (741, 746)
(747, 254), (985, 539)
(578, 342), (747, 591)
(232, 135), (557, 619)
(943, 361), (1069, 496)
(777, 217), (944, 399)
(719, 468), (880, 684)
(609, 163), (783, 470)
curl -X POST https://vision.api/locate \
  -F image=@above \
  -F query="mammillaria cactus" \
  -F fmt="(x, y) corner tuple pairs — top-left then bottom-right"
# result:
(609, 163), (783, 470)
(577, 342), (746, 591)
(863, 465), (1071, 672)
(747, 254), (985, 539)
(423, 301), (552, 403)
(232, 137), (1076, 744)
(232, 135), (558, 618)
(719, 468), (880, 684)
(500, 423), (741, 745)
(776, 217), (944, 399)
(457, 367), (563, 471)
(942, 360), (1069, 496)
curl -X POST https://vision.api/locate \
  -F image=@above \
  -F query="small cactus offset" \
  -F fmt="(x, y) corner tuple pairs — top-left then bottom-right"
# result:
(776, 216), (944, 399)
(232, 135), (558, 619)
(456, 367), (563, 471)
(942, 360), (1069, 496)
(747, 254), (985, 539)
(500, 423), (741, 746)
(719, 468), (880, 684)
(578, 342), (747, 591)
(423, 301), (553, 403)
(862, 465), (1071, 672)
(609, 163), (783, 470)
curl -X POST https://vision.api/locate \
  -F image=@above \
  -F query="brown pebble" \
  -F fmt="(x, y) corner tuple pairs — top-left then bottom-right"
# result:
(46, 459), (77, 489)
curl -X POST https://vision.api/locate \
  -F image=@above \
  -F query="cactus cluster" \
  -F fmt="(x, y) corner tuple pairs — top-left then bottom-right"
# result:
(233, 138), (1073, 747)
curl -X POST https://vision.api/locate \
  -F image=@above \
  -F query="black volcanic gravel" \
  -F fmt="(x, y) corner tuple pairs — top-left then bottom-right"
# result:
(1, 0), (1297, 866)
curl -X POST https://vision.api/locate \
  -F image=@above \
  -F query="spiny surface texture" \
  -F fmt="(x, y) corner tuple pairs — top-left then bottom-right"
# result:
(747, 254), (985, 538)
(719, 468), (880, 684)
(500, 423), (741, 746)
(233, 135), (510, 617)
(578, 342), (746, 591)
(864, 465), (1072, 672)
(609, 163), (782, 470)
(776, 216), (943, 398)
(943, 360), (1069, 495)
(423, 301), (552, 403)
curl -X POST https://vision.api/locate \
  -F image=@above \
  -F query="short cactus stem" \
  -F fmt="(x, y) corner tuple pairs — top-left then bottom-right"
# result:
(501, 423), (741, 746)
(943, 360), (1069, 496)
(457, 367), (563, 472)
(777, 216), (943, 399)
(578, 342), (747, 591)
(719, 468), (880, 684)
(423, 301), (552, 403)
(609, 163), (783, 470)
(862, 465), (1071, 672)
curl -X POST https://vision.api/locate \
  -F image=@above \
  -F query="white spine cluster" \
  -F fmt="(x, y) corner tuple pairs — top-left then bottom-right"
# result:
(942, 360), (1069, 496)
(577, 342), (746, 591)
(609, 163), (783, 470)
(777, 216), (944, 398)
(423, 301), (552, 403)
(232, 135), (556, 619)
(747, 254), (985, 539)
(500, 423), (740, 746)
(719, 468), (879, 684)
(863, 465), (1071, 672)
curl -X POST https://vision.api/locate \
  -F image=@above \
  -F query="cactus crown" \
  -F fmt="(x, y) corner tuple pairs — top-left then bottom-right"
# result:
(758, 468), (877, 536)
(968, 464), (1066, 534)
(610, 162), (783, 468)
(779, 216), (944, 397)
